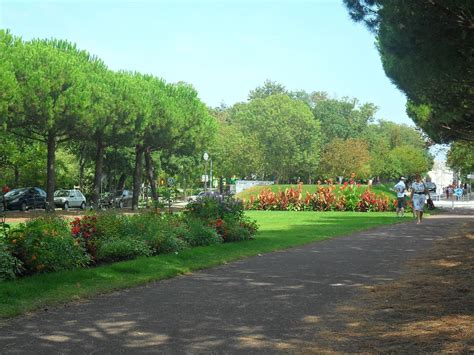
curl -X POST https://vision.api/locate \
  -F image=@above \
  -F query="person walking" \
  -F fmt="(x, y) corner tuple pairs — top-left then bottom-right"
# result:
(410, 173), (427, 224)
(393, 176), (407, 217)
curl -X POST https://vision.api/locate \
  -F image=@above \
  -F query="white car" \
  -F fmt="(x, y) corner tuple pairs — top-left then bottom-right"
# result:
(54, 189), (87, 210)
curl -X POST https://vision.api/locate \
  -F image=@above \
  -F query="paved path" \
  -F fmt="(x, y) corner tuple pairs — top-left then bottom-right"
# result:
(1, 210), (472, 354)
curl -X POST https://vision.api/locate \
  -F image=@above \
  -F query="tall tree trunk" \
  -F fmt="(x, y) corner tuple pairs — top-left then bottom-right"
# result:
(78, 145), (86, 190)
(144, 147), (158, 201)
(92, 135), (105, 205)
(14, 166), (19, 186)
(46, 131), (56, 212)
(132, 144), (144, 210)
(117, 173), (126, 191)
(79, 160), (85, 191)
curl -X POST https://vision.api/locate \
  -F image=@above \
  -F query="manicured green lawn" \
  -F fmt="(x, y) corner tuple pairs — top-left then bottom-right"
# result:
(236, 183), (396, 200)
(0, 211), (408, 318)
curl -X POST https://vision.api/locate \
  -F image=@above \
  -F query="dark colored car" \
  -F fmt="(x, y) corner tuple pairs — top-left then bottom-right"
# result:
(425, 182), (437, 193)
(112, 190), (133, 208)
(1, 187), (47, 211)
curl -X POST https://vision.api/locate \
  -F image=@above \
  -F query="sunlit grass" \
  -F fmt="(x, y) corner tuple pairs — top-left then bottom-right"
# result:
(0, 211), (408, 318)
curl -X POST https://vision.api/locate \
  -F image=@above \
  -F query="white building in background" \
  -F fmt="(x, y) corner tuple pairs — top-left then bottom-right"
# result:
(428, 160), (454, 194)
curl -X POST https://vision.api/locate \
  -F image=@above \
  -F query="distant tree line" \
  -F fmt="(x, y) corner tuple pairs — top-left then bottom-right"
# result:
(211, 80), (433, 183)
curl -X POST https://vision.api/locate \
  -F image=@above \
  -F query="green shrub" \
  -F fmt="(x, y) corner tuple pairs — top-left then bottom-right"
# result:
(125, 212), (188, 255)
(95, 237), (151, 263)
(153, 230), (189, 254)
(186, 195), (244, 222)
(184, 217), (222, 247)
(8, 216), (90, 274)
(0, 243), (23, 281)
(94, 211), (128, 239)
(152, 216), (189, 254)
(216, 216), (258, 243)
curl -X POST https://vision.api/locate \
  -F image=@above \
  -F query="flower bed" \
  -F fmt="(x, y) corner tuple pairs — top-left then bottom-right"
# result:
(244, 183), (399, 212)
(0, 197), (258, 281)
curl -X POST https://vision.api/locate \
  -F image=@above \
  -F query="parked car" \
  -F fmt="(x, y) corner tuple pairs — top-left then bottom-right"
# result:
(98, 192), (114, 208)
(1, 187), (46, 211)
(113, 190), (133, 208)
(425, 182), (437, 193)
(54, 189), (87, 210)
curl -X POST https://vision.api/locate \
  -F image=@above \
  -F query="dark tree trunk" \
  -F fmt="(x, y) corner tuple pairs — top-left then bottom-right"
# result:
(132, 144), (144, 210)
(14, 166), (19, 186)
(78, 146), (86, 191)
(219, 176), (224, 194)
(92, 136), (105, 205)
(117, 173), (126, 191)
(79, 160), (85, 191)
(46, 131), (56, 212)
(144, 147), (158, 201)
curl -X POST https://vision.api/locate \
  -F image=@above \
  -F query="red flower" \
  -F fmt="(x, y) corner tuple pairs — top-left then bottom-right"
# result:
(71, 226), (81, 235)
(215, 219), (223, 228)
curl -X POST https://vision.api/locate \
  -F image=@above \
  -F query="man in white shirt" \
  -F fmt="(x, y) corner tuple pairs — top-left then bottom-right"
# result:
(394, 176), (407, 217)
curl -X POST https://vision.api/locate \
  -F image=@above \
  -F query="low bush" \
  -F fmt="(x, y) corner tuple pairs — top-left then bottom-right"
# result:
(125, 212), (189, 254)
(184, 217), (222, 247)
(187, 196), (259, 242)
(186, 195), (244, 222)
(0, 243), (23, 280)
(95, 237), (151, 263)
(217, 217), (256, 243)
(8, 216), (90, 274)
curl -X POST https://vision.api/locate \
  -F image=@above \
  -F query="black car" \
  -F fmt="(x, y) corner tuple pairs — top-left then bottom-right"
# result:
(1, 187), (47, 211)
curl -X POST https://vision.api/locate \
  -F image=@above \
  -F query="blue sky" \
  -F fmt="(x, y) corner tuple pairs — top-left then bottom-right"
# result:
(0, 0), (416, 126)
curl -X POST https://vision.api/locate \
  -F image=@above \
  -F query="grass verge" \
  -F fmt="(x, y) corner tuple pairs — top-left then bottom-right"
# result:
(0, 211), (409, 319)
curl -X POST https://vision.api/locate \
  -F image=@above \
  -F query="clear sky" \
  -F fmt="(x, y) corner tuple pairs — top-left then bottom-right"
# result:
(1, 0), (416, 126)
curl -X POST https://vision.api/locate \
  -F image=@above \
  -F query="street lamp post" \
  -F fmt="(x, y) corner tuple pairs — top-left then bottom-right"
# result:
(203, 152), (209, 192)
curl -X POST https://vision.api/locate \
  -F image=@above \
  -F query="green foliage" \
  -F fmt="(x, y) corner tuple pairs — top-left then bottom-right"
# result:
(447, 141), (474, 177)
(312, 97), (376, 145)
(211, 120), (264, 179)
(248, 80), (287, 100)
(231, 94), (321, 181)
(344, 0), (474, 143)
(123, 212), (187, 254)
(183, 217), (222, 247)
(219, 216), (258, 243)
(319, 138), (371, 179)
(186, 196), (244, 222)
(389, 145), (432, 179)
(94, 212), (128, 239)
(95, 237), (151, 263)
(8, 216), (90, 274)
(0, 243), (23, 281)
